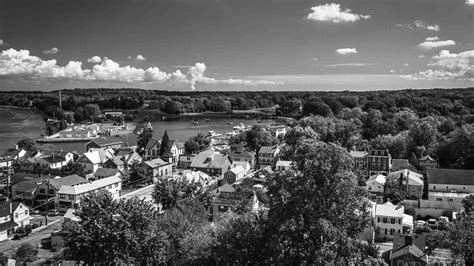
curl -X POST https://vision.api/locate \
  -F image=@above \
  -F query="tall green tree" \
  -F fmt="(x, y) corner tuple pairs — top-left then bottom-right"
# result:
(63, 192), (168, 264)
(136, 127), (153, 155)
(159, 130), (171, 157)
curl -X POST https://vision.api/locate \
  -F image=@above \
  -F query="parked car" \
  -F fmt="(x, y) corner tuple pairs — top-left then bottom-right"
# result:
(438, 216), (449, 223)
(47, 209), (60, 216)
(427, 218), (438, 228)
(31, 209), (40, 215)
(416, 220), (426, 226)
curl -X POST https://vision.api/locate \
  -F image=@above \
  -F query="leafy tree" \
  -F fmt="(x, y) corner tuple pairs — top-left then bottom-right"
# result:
(83, 104), (101, 121)
(73, 107), (84, 121)
(184, 133), (210, 154)
(231, 126), (277, 152)
(152, 177), (208, 210)
(59, 119), (68, 130)
(60, 161), (86, 177)
(462, 194), (474, 214)
(16, 138), (37, 151)
(437, 124), (474, 169)
(163, 100), (184, 115)
(159, 130), (171, 157)
(128, 160), (142, 184)
(15, 243), (38, 262)
(264, 140), (376, 264)
(448, 217), (474, 265)
(276, 98), (301, 117)
(63, 192), (168, 264)
(303, 98), (333, 117)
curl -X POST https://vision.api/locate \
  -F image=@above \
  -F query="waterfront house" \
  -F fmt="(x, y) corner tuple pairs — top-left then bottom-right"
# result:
(56, 175), (122, 210)
(140, 158), (172, 181)
(374, 202), (405, 240)
(0, 201), (31, 242)
(257, 146), (280, 169)
(86, 137), (123, 151)
(426, 168), (474, 202)
(190, 150), (232, 177)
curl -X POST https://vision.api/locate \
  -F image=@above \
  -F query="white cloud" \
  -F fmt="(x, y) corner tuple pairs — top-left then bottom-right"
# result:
(0, 48), (282, 90)
(418, 55), (425, 58)
(390, 69), (395, 73)
(404, 63), (409, 66)
(312, 58), (318, 61)
(418, 37), (456, 49)
(466, 0), (474, 5)
(402, 49), (474, 80)
(87, 56), (102, 63)
(42, 47), (59, 55)
(396, 20), (440, 31)
(414, 20), (440, 31)
(135, 55), (146, 61)
(336, 48), (358, 55)
(306, 3), (370, 23)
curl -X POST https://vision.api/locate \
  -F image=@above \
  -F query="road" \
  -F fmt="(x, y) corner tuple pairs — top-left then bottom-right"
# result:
(120, 184), (154, 202)
(0, 216), (63, 257)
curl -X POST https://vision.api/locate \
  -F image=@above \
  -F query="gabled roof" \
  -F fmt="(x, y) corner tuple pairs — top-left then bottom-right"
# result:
(427, 168), (474, 186)
(0, 220), (19, 231)
(143, 158), (169, 169)
(258, 146), (278, 155)
(213, 191), (252, 206)
(87, 137), (123, 147)
(48, 175), (88, 190)
(78, 151), (101, 165)
(190, 150), (231, 169)
(105, 156), (125, 167)
(230, 149), (255, 159)
(145, 139), (159, 151)
(350, 150), (368, 158)
(388, 169), (423, 186)
(367, 174), (386, 185)
(41, 154), (67, 164)
(58, 175), (121, 195)
(228, 165), (245, 175)
(94, 168), (119, 178)
(418, 155), (436, 162)
(375, 202), (404, 218)
(0, 201), (22, 217)
(391, 159), (414, 171)
(276, 160), (294, 167)
(390, 245), (425, 261)
(12, 180), (39, 193)
(2, 148), (24, 158)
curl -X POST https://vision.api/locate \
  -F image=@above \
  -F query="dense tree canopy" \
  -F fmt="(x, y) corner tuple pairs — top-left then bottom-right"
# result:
(184, 133), (210, 154)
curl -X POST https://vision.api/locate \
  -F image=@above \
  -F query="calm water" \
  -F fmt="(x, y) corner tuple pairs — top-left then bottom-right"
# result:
(0, 107), (45, 153)
(0, 107), (274, 153)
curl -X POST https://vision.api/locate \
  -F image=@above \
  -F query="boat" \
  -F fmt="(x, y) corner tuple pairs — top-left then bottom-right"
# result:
(205, 118), (211, 122)
(227, 121), (234, 125)
(192, 121), (199, 125)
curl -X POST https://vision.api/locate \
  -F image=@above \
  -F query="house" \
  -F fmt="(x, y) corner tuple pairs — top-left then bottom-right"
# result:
(374, 202), (405, 240)
(275, 160), (294, 171)
(190, 150), (232, 177)
(229, 148), (255, 169)
(144, 139), (160, 159)
(76, 150), (110, 174)
(232, 161), (251, 176)
(416, 155), (438, 171)
(178, 154), (195, 169)
(36, 175), (88, 206)
(140, 158), (172, 181)
(169, 140), (184, 165)
(35, 152), (73, 171)
(382, 233), (428, 266)
(58, 127), (96, 138)
(258, 146), (280, 169)
(56, 175), (122, 210)
(212, 191), (257, 221)
(267, 124), (288, 138)
(2, 147), (27, 161)
(103, 151), (142, 173)
(11, 180), (40, 204)
(368, 149), (391, 176)
(387, 169), (424, 199)
(86, 137), (123, 151)
(0, 201), (31, 242)
(93, 168), (120, 181)
(103, 156), (125, 173)
(0, 157), (13, 170)
(178, 170), (218, 188)
(366, 174), (386, 194)
(427, 168), (474, 202)
(391, 159), (416, 172)
(224, 165), (246, 184)
(350, 150), (369, 171)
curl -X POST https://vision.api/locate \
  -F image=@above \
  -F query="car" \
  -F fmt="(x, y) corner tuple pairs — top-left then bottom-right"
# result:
(427, 218), (438, 229)
(438, 216), (449, 223)
(47, 209), (60, 216)
(31, 210), (40, 215)
(416, 220), (426, 226)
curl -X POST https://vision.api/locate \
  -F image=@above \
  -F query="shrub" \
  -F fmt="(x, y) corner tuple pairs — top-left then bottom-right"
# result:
(24, 225), (32, 233)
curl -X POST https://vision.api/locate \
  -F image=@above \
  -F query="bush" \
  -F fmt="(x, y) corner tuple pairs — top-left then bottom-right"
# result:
(24, 225), (32, 233)
(32, 224), (39, 229)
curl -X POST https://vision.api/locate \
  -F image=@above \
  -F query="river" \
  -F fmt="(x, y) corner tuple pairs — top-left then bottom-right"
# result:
(0, 106), (275, 154)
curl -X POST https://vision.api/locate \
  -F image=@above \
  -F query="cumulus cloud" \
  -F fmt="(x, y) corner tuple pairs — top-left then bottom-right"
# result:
(418, 37), (456, 49)
(87, 56), (102, 63)
(306, 3), (370, 23)
(0, 48), (281, 90)
(402, 49), (474, 80)
(396, 20), (440, 31)
(418, 55), (425, 58)
(135, 54), (146, 60)
(336, 48), (358, 55)
(466, 0), (474, 5)
(42, 47), (59, 55)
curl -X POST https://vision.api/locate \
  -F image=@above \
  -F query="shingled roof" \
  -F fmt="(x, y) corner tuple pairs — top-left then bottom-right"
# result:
(190, 150), (231, 169)
(427, 168), (474, 186)
(48, 175), (88, 190)
(0, 201), (21, 217)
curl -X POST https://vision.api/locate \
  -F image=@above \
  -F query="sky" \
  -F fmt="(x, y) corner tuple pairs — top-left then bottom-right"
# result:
(0, 0), (473, 91)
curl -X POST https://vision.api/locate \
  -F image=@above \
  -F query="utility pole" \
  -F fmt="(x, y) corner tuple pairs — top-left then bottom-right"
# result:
(44, 178), (49, 226)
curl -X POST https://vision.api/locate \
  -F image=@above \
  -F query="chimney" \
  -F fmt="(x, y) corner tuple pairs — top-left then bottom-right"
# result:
(404, 235), (413, 246)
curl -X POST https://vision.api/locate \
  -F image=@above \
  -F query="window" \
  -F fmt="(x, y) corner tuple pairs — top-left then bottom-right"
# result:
(390, 229), (394, 235)
(384, 228), (387, 235)
(399, 219), (401, 224)
(368, 187), (372, 191)
(446, 186), (449, 190)
(377, 217), (380, 223)
(25, 210), (28, 216)
(449, 199), (454, 202)
(14, 213), (18, 219)
(383, 218), (388, 223)
(391, 218), (395, 224)
(433, 186), (436, 189)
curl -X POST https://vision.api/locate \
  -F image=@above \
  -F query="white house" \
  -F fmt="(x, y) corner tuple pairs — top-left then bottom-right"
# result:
(374, 202), (405, 240)
(224, 165), (246, 184)
(275, 160), (294, 171)
(0, 201), (31, 242)
(366, 174), (386, 194)
(76, 150), (111, 174)
(56, 175), (122, 210)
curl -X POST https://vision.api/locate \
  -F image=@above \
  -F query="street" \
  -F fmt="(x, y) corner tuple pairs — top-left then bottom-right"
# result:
(120, 184), (154, 202)
(0, 216), (63, 257)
